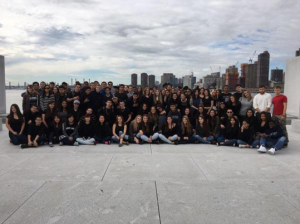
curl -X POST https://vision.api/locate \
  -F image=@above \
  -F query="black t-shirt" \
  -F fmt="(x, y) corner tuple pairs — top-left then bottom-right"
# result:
(117, 108), (131, 123)
(7, 115), (23, 133)
(115, 92), (128, 102)
(202, 97), (213, 108)
(233, 92), (242, 101)
(28, 123), (45, 139)
(220, 93), (232, 103)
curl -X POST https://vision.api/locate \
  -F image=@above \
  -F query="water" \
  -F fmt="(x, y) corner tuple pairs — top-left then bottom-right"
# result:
(4, 90), (276, 114)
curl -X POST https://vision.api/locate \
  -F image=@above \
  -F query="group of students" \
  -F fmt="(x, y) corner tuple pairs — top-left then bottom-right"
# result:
(6, 80), (288, 155)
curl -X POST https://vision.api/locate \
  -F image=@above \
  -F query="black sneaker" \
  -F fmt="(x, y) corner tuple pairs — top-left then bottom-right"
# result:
(119, 143), (123, 147)
(20, 144), (29, 149)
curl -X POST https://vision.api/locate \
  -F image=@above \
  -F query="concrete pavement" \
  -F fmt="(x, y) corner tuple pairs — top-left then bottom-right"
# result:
(1, 126), (300, 224)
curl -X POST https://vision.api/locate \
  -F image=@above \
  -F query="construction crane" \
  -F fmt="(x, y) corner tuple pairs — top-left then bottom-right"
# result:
(235, 61), (239, 67)
(249, 50), (256, 64)
(210, 66), (213, 73)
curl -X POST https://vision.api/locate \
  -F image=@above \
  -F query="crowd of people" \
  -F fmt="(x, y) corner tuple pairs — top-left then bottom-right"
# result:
(6, 80), (288, 155)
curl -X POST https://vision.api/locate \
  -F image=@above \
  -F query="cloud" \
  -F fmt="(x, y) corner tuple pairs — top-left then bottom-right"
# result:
(0, 0), (300, 85)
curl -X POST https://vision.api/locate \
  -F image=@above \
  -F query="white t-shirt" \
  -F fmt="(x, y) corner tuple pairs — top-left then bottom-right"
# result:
(253, 93), (272, 111)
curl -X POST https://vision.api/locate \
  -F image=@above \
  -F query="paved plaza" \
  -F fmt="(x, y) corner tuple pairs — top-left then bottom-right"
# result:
(1, 126), (300, 224)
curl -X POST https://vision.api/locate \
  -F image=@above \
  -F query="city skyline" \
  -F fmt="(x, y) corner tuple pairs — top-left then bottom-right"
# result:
(1, 0), (300, 85)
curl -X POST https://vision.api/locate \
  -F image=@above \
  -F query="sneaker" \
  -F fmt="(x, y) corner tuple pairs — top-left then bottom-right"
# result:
(20, 144), (28, 149)
(108, 141), (111, 145)
(49, 142), (53, 147)
(124, 141), (129, 146)
(239, 144), (247, 148)
(268, 147), (276, 155)
(59, 142), (63, 146)
(73, 142), (79, 146)
(216, 142), (219, 146)
(257, 145), (267, 153)
(233, 143), (236, 147)
(105, 141), (108, 145)
(119, 143), (123, 147)
(174, 140), (178, 145)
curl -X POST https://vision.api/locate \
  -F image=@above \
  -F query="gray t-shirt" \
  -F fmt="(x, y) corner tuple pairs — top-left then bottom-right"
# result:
(239, 97), (253, 116)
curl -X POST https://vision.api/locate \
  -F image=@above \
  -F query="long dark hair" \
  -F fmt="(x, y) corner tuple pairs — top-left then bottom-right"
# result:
(226, 117), (239, 134)
(51, 115), (62, 128)
(8, 104), (24, 123)
(42, 84), (52, 98)
(45, 101), (56, 118)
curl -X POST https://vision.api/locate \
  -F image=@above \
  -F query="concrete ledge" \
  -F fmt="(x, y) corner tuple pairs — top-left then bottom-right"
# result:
(0, 113), (8, 131)
(291, 119), (300, 133)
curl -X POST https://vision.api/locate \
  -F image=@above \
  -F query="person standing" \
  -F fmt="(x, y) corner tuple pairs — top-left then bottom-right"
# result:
(253, 85), (272, 120)
(239, 89), (253, 122)
(272, 86), (288, 145)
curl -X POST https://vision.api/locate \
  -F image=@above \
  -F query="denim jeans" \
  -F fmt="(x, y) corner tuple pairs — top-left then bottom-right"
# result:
(180, 135), (196, 144)
(9, 132), (26, 145)
(76, 137), (96, 145)
(61, 135), (78, 145)
(222, 139), (237, 146)
(49, 132), (60, 144)
(112, 131), (129, 143)
(237, 140), (248, 145)
(194, 135), (214, 144)
(136, 132), (159, 142)
(93, 136), (111, 144)
(158, 134), (178, 144)
(260, 136), (286, 150)
(251, 139), (260, 148)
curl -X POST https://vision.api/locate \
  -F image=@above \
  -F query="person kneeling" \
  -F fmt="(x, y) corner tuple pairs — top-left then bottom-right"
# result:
(257, 120), (286, 155)
(21, 116), (45, 149)
(76, 115), (96, 145)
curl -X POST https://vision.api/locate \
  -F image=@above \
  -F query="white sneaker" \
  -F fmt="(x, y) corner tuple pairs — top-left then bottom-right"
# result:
(73, 142), (79, 146)
(257, 145), (267, 153)
(59, 142), (63, 146)
(239, 145), (247, 148)
(268, 148), (276, 155)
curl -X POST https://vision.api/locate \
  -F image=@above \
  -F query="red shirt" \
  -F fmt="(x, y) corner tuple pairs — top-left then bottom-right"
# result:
(272, 94), (287, 115)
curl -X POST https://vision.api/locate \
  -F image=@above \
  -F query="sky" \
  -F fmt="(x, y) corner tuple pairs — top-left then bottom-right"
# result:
(0, 0), (300, 85)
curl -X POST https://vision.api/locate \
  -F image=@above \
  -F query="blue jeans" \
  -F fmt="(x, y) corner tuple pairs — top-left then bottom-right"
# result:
(76, 137), (96, 145)
(194, 135), (214, 144)
(9, 132), (26, 145)
(222, 139), (237, 146)
(94, 136), (111, 144)
(136, 132), (159, 142)
(61, 135), (78, 145)
(112, 131), (129, 143)
(180, 135), (196, 144)
(260, 136), (286, 150)
(251, 139), (260, 148)
(158, 134), (178, 144)
(237, 140), (247, 145)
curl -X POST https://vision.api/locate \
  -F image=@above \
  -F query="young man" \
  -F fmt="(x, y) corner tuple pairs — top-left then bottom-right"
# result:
(233, 84), (243, 101)
(23, 104), (40, 135)
(272, 86), (288, 144)
(98, 100), (116, 126)
(253, 85), (272, 120)
(219, 85), (232, 103)
(127, 92), (140, 120)
(257, 120), (286, 155)
(108, 81), (115, 95)
(67, 83), (81, 109)
(168, 103), (181, 127)
(70, 100), (82, 124)
(21, 115), (45, 148)
(115, 84), (128, 102)
(117, 101), (132, 125)
(56, 85), (67, 109)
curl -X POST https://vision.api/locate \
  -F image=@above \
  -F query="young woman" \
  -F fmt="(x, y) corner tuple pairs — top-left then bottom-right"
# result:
(184, 107), (195, 128)
(158, 116), (178, 144)
(94, 115), (112, 144)
(48, 115), (63, 147)
(217, 117), (239, 146)
(162, 90), (170, 109)
(237, 120), (254, 148)
(148, 106), (158, 133)
(243, 109), (257, 129)
(139, 103), (149, 116)
(207, 109), (219, 138)
(112, 115), (129, 147)
(227, 95), (241, 118)
(137, 115), (159, 144)
(199, 88), (205, 103)
(129, 115), (142, 144)
(191, 89), (201, 114)
(22, 85), (39, 112)
(6, 104), (26, 145)
(195, 106), (206, 120)
(239, 89), (253, 121)
(153, 89), (162, 105)
(42, 102), (56, 142)
(140, 87), (152, 108)
(179, 116), (196, 144)
(137, 86), (143, 98)
(202, 89), (213, 115)
(61, 114), (79, 146)
(251, 112), (270, 148)
(195, 115), (214, 144)
(210, 89), (218, 110)
(57, 100), (68, 123)
(217, 102), (227, 120)
(39, 85), (55, 112)
(167, 93), (180, 113)
(179, 93), (190, 115)
(76, 115), (96, 145)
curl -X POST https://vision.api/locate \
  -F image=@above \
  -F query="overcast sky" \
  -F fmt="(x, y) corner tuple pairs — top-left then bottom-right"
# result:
(1, 0), (300, 85)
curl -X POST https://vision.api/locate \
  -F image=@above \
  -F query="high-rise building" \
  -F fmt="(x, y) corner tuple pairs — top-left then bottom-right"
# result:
(131, 73), (137, 87)
(257, 51), (270, 87)
(245, 62), (258, 88)
(296, 48), (300, 57)
(149, 74), (155, 88)
(161, 73), (175, 86)
(271, 69), (284, 82)
(240, 63), (248, 88)
(225, 65), (239, 90)
(141, 73), (148, 89)
(203, 72), (220, 88)
(182, 72), (196, 89)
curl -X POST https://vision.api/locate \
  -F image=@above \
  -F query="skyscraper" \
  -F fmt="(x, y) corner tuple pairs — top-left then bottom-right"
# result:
(245, 62), (258, 88)
(240, 63), (248, 88)
(225, 65), (239, 90)
(257, 51), (270, 87)
(149, 74), (155, 88)
(161, 73), (175, 86)
(131, 73), (137, 87)
(141, 73), (148, 89)
(271, 69), (284, 82)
